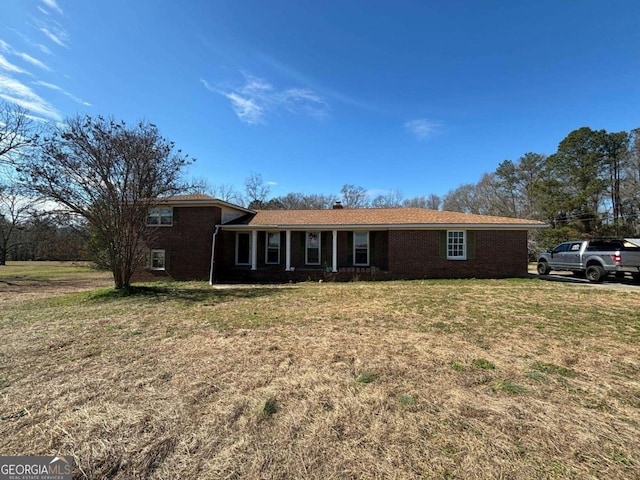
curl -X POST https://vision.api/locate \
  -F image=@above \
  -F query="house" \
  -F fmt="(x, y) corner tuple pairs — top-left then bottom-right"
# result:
(137, 194), (546, 283)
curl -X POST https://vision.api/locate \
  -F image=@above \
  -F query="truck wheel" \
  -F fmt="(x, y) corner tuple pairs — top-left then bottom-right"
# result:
(586, 265), (606, 283)
(537, 261), (550, 275)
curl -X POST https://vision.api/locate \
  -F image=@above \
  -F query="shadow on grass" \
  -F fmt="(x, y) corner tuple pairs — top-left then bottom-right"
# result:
(86, 284), (284, 305)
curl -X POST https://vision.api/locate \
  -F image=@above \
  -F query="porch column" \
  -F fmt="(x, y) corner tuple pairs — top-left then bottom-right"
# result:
(285, 230), (291, 271)
(332, 229), (338, 272)
(251, 230), (258, 271)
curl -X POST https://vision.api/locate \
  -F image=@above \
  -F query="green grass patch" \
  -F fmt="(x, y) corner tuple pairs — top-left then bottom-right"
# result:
(525, 371), (549, 383)
(530, 361), (578, 378)
(493, 380), (527, 394)
(472, 358), (495, 370)
(451, 361), (465, 372)
(355, 371), (378, 384)
(398, 394), (416, 406)
(259, 396), (278, 418)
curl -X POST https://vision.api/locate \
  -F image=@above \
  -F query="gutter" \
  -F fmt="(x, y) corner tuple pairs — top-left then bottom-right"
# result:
(219, 222), (548, 231)
(209, 225), (221, 285)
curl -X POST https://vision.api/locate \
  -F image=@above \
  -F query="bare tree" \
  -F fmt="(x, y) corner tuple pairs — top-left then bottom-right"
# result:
(404, 194), (441, 209)
(262, 192), (337, 209)
(244, 172), (270, 208)
(20, 115), (192, 289)
(442, 183), (479, 213)
(622, 128), (640, 234)
(212, 183), (244, 204)
(601, 131), (630, 235)
(188, 177), (244, 204)
(371, 189), (403, 208)
(0, 184), (38, 265)
(0, 101), (38, 166)
(340, 184), (369, 208)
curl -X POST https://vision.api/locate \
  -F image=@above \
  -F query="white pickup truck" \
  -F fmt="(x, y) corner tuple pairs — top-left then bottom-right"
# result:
(537, 238), (640, 283)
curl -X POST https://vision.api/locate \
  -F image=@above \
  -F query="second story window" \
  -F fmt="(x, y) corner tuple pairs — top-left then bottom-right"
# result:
(147, 207), (173, 226)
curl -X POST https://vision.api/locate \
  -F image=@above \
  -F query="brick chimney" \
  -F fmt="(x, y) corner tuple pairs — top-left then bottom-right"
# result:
(333, 201), (344, 209)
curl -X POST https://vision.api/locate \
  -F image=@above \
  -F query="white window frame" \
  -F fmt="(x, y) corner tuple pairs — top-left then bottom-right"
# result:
(147, 207), (173, 226)
(353, 231), (370, 266)
(305, 231), (321, 265)
(447, 230), (466, 260)
(150, 249), (166, 270)
(236, 232), (251, 265)
(265, 231), (280, 265)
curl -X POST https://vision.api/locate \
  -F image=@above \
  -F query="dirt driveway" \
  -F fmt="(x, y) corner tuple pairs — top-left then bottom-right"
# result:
(528, 264), (640, 291)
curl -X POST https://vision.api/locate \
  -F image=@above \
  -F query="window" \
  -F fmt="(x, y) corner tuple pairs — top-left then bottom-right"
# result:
(147, 207), (173, 226)
(306, 231), (321, 265)
(150, 249), (166, 270)
(552, 243), (570, 254)
(353, 231), (369, 266)
(447, 230), (466, 260)
(236, 232), (251, 265)
(266, 232), (280, 264)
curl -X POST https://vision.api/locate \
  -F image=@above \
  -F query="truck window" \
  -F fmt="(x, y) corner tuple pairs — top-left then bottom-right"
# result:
(553, 243), (570, 254)
(586, 240), (623, 251)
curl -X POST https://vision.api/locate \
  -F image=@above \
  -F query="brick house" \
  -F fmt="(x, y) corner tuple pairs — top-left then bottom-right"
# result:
(138, 194), (546, 283)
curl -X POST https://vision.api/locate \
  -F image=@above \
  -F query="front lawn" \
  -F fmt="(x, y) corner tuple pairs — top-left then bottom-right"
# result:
(1, 263), (639, 478)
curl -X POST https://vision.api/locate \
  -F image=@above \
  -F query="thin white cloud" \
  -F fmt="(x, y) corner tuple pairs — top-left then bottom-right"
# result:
(37, 6), (50, 16)
(0, 73), (61, 119)
(36, 43), (52, 55)
(257, 53), (377, 112)
(17, 52), (50, 71)
(226, 92), (265, 125)
(40, 27), (68, 48)
(34, 80), (91, 106)
(0, 54), (29, 75)
(404, 119), (441, 141)
(200, 79), (265, 125)
(202, 73), (329, 125)
(0, 39), (50, 71)
(41, 0), (63, 15)
(266, 181), (278, 186)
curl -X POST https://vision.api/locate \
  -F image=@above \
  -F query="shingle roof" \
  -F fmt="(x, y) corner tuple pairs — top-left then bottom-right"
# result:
(160, 194), (218, 201)
(245, 208), (546, 228)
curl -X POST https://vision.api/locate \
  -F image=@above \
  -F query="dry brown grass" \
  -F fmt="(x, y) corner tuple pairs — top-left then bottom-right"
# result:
(1, 262), (640, 479)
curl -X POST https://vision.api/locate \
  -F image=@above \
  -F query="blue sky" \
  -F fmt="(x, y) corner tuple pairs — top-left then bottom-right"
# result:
(2, 1), (639, 201)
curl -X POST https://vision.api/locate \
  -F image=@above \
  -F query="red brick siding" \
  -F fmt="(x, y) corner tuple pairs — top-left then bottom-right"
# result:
(138, 217), (529, 282)
(135, 206), (220, 281)
(387, 230), (528, 279)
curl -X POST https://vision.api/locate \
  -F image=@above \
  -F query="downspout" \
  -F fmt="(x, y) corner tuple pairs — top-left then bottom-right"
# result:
(209, 225), (221, 285)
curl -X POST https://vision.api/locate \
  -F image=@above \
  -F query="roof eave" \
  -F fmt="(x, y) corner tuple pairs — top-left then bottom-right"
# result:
(155, 198), (255, 214)
(220, 222), (548, 230)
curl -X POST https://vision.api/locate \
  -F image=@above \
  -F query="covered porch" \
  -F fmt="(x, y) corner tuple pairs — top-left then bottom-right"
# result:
(215, 227), (389, 282)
